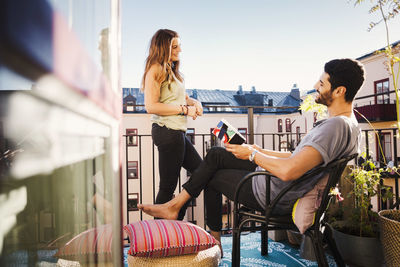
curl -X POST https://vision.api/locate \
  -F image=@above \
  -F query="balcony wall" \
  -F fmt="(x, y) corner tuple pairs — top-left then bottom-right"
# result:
(355, 103), (397, 122)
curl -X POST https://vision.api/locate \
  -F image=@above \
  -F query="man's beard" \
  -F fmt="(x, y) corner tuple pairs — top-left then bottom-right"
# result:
(315, 91), (333, 106)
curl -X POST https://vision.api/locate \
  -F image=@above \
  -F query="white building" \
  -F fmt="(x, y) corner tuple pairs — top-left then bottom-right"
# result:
(354, 41), (400, 210)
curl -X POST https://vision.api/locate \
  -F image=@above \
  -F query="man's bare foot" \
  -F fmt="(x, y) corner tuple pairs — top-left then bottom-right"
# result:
(137, 203), (179, 220)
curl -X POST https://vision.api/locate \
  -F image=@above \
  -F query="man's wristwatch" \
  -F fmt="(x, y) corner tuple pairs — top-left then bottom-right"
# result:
(249, 149), (258, 163)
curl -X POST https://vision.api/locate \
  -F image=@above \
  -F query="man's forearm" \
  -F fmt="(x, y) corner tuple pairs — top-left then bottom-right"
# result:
(252, 146), (323, 182)
(253, 153), (294, 181)
(254, 146), (292, 158)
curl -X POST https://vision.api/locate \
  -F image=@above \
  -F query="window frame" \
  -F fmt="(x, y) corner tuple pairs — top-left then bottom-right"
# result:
(277, 119), (283, 133)
(127, 193), (139, 211)
(126, 128), (138, 146)
(285, 118), (291, 132)
(210, 128), (217, 147)
(186, 128), (195, 145)
(376, 132), (392, 162)
(296, 126), (301, 144)
(374, 78), (390, 104)
(127, 161), (138, 179)
(238, 128), (248, 143)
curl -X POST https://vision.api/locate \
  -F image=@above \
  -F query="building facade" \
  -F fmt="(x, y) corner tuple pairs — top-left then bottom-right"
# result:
(354, 41), (400, 210)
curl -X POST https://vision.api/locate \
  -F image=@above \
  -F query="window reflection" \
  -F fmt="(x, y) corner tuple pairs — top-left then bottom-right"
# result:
(0, 0), (121, 265)
(48, 0), (112, 82)
(0, 156), (113, 265)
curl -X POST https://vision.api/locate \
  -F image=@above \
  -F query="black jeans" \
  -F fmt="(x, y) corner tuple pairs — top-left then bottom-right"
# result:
(182, 146), (263, 231)
(152, 123), (202, 220)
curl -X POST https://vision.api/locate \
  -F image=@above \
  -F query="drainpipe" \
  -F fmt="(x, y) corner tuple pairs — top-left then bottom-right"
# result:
(248, 107), (254, 144)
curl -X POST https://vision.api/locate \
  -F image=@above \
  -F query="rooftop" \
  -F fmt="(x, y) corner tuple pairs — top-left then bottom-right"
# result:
(123, 85), (301, 114)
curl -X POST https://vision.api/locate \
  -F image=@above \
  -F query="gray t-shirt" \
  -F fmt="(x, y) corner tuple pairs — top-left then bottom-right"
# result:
(252, 115), (360, 214)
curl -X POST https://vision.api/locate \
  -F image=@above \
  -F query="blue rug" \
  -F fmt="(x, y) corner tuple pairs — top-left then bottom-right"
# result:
(122, 232), (338, 267)
(219, 232), (338, 267)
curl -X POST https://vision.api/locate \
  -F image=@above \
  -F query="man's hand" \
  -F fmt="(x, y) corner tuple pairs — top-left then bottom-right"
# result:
(225, 143), (254, 160)
(251, 144), (262, 152)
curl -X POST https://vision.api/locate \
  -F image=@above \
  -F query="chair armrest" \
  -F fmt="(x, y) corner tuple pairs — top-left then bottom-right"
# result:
(233, 171), (271, 215)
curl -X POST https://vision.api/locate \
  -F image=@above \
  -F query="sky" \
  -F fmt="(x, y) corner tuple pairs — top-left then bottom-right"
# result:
(121, 0), (400, 93)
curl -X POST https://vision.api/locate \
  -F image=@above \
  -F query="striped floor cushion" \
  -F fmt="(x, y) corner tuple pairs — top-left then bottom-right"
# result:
(123, 219), (219, 257)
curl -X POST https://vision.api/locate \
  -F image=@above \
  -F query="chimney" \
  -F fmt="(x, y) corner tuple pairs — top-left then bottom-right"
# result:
(192, 89), (198, 99)
(290, 84), (300, 99)
(237, 85), (243, 95)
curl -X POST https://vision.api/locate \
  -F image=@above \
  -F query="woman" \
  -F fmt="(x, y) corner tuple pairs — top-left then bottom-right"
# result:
(141, 29), (203, 220)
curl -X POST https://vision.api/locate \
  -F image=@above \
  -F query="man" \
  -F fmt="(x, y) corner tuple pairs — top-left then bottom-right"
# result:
(138, 58), (364, 247)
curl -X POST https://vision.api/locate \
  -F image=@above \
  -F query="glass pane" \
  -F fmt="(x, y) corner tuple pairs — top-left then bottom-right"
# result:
(0, 155), (115, 265)
(383, 81), (389, 92)
(1, 0), (121, 265)
(377, 83), (382, 93)
(48, 0), (113, 83)
(383, 134), (392, 162)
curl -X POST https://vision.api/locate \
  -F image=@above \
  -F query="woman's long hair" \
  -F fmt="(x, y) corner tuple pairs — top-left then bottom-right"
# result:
(140, 29), (183, 91)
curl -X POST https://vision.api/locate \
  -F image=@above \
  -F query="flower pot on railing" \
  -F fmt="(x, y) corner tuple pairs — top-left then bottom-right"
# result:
(378, 209), (400, 267)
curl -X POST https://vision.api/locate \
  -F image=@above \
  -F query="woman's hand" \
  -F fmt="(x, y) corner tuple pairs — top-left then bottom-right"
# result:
(225, 143), (254, 160)
(186, 106), (198, 120)
(193, 100), (203, 116)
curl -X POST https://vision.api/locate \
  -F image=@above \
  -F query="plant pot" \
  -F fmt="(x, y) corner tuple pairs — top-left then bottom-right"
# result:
(378, 209), (400, 267)
(332, 227), (385, 267)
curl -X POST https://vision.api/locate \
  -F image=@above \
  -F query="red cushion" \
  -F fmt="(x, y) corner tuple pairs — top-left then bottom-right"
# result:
(123, 219), (219, 257)
(54, 224), (112, 262)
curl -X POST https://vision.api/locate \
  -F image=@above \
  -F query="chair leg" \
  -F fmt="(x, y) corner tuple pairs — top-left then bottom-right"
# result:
(310, 232), (329, 267)
(324, 224), (345, 267)
(261, 230), (269, 256)
(232, 229), (241, 267)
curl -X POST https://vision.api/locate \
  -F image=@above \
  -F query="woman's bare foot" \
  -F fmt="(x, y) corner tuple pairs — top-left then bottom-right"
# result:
(137, 203), (179, 220)
(137, 190), (191, 220)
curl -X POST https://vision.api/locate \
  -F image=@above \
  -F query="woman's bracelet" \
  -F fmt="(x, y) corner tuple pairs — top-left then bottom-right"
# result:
(184, 105), (188, 115)
(179, 105), (185, 116)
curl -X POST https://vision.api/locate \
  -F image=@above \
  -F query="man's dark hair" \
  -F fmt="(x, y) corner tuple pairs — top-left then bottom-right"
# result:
(324, 58), (365, 102)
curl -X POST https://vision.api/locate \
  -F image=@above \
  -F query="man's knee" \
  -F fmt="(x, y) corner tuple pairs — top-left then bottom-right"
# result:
(206, 146), (228, 162)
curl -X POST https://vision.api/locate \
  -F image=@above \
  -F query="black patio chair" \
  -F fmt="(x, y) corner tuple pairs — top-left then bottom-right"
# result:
(232, 154), (357, 267)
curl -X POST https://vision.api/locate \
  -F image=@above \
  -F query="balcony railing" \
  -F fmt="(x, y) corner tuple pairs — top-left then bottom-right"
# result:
(124, 130), (400, 232)
(123, 131), (304, 232)
(124, 122), (400, 236)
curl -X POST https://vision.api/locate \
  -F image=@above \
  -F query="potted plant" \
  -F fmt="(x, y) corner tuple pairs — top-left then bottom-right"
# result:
(327, 154), (393, 267)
